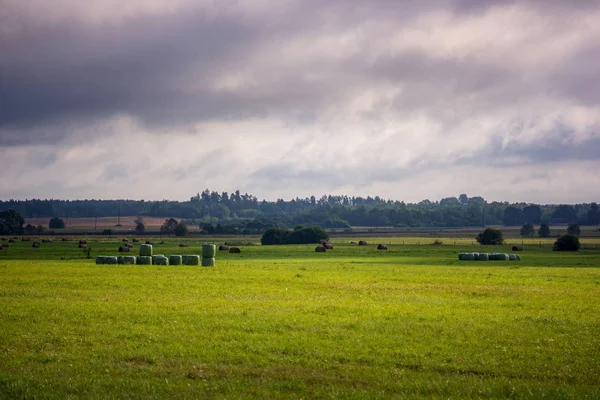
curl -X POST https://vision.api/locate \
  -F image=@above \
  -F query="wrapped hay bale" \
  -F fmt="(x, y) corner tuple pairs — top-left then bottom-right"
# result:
(8, 239), (15, 243)
(126, 244), (134, 248)
(155, 256), (169, 266)
(201, 257), (215, 267)
(495, 253), (509, 261)
(488, 253), (497, 260)
(472, 252), (480, 261)
(514, 254), (521, 261)
(139, 244), (153, 256)
(358, 240), (367, 246)
(229, 247), (241, 253)
(218, 245), (229, 251)
(323, 243), (334, 250)
(508, 254), (520, 261)
(96, 256), (106, 265)
(132, 239), (139, 243)
(463, 253), (475, 261)
(32, 242), (41, 248)
(137, 256), (152, 265)
(123, 256), (136, 265)
(315, 246), (326, 252)
(118, 246), (130, 252)
(179, 243), (189, 247)
(458, 253), (466, 260)
(117, 256), (124, 264)
(478, 253), (489, 261)
(151, 254), (165, 263)
(169, 255), (182, 265)
(202, 244), (216, 258)
(377, 244), (388, 250)
(122, 238), (129, 242)
(182, 255), (200, 266)
(104, 256), (118, 265)
(512, 245), (523, 251)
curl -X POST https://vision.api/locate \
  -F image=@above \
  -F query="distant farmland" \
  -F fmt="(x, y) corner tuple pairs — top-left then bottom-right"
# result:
(24, 216), (178, 231)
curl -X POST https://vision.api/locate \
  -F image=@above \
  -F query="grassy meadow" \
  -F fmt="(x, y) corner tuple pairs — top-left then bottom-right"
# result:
(1, 236), (599, 398)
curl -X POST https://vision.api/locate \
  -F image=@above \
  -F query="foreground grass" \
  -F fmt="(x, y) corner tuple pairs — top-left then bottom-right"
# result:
(1, 246), (599, 398)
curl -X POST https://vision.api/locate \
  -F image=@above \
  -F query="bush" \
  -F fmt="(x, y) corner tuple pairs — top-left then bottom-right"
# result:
(135, 222), (145, 234)
(553, 234), (580, 251)
(49, 217), (65, 229)
(261, 226), (329, 245)
(476, 228), (504, 245)
(567, 224), (581, 237)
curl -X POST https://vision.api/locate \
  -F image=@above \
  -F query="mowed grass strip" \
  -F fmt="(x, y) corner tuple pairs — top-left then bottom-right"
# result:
(1, 250), (600, 398)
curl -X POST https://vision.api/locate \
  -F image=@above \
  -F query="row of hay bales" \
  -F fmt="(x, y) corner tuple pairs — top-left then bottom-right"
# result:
(458, 253), (521, 261)
(96, 243), (217, 266)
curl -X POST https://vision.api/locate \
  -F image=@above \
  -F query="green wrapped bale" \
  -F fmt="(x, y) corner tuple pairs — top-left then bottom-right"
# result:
(478, 253), (489, 261)
(182, 255), (200, 266)
(169, 255), (182, 265)
(151, 254), (165, 263)
(96, 256), (106, 265)
(514, 254), (521, 261)
(123, 256), (136, 265)
(463, 253), (475, 261)
(137, 256), (152, 265)
(154, 256), (169, 266)
(509, 254), (520, 261)
(201, 257), (215, 267)
(458, 253), (466, 260)
(472, 252), (480, 261)
(104, 256), (118, 265)
(495, 253), (509, 261)
(202, 244), (216, 258)
(139, 244), (153, 257)
(117, 256), (124, 264)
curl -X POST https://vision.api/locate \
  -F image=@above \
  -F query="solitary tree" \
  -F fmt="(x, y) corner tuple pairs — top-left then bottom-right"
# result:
(476, 228), (504, 245)
(538, 223), (551, 238)
(174, 221), (188, 237)
(135, 222), (145, 234)
(0, 209), (25, 235)
(49, 217), (65, 229)
(160, 218), (179, 234)
(520, 223), (535, 237)
(553, 234), (580, 251)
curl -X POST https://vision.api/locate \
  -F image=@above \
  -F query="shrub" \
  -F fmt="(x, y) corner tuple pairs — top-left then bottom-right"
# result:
(553, 234), (580, 251)
(476, 228), (504, 245)
(174, 221), (188, 237)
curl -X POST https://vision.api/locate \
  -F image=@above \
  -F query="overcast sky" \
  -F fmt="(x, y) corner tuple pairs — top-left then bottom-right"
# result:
(1, 0), (599, 204)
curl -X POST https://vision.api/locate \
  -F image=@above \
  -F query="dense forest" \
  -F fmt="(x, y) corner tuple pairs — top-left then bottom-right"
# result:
(1, 191), (598, 233)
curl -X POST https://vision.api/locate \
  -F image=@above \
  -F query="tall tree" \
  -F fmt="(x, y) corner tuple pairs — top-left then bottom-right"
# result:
(0, 209), (25, 235)
(523, 205), (542, 224)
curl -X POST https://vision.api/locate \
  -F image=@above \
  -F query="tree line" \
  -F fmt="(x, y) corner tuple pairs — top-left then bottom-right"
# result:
(1, 191), (599, 234)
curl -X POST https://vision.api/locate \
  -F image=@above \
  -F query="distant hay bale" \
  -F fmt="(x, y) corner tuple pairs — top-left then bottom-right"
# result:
(21, 237), (30, 242)
(61, 238), (68, 241)
(122, 238), (129, 242)
(350, 241), (357, 244)
(123, 256), (136, 265)
(319, 239), (328, 245)
(117, 256), (124, 264)
(323, 243), (333, 250)
(512, 245), (523, 251)
(202, 244), (216, 258)
(315, 246), (326, 252)
(8, 239), (15, 243)
(358, 240), (367, 246)
(118, 246), (130, 252)
(472, 252), (480, 260)
(126, 243), (134, 248)
(377, 244), (388, 250)
(1, 244), (7, 248)
(179, 243), (189, 247)
(463, 253), (475, 261)
(229, 247), (241, 254)
(96, 256), (106, 265)
(79, 244), (87, 249)
(219, 245), (229, 251)
(478, 253), (489, 261)
(201, 257), (215, 267)
(42, 239), (52, 243)
(1, 237), (6, 241)
(104, 256), (118, 265)
(458, 253), (465, 260)
(139, 244), (153, 257)
(508, 254), (520, 261)
(182, 255), (200, 266)
(169, 255), (182, 265)
(514, 254), (521, 261)
(137, 256), (152, 265)
(32, 242), (41, 248)
(132, 239), (139, 243)
(155, 256), (169, 266)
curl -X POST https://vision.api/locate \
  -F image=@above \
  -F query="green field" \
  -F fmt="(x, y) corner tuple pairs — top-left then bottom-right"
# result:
(1, 238), (599, 398)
